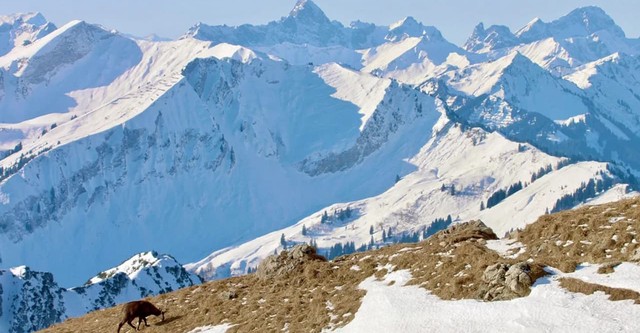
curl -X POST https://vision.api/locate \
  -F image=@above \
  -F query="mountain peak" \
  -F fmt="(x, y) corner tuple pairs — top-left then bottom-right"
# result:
(288, 0), (330, 23)
(517, 6), (625, 42)
(387, 16), (444, 42)
(550, 6), (625, 39)
(389, 16), (420, 30)
(515, 17), (548, 42)
(86, 251), (180, 285)
(472, 22), (485, 35)
(464, 23), (517, 52)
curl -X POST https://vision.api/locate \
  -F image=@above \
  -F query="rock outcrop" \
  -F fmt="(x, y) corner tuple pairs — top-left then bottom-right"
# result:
(436, 220), (498, 245)
(256, 244), (327, 280)
(480, 262), (538, 301)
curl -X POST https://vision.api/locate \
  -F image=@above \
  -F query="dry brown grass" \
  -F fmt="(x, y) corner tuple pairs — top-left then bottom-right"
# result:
(514, 197), (640, 272)
(559, 277), (640, 304)
(40, 197), (640, 333)
(40, 221), (542, 333)
(597, 262), (621, 274)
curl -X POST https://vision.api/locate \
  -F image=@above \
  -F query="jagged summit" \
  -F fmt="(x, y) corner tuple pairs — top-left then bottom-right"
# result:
(464, 22), (518, 52)
(287, 0), (330, 23)
(386, 16), (445, 43)
(389, 16), (421, 30)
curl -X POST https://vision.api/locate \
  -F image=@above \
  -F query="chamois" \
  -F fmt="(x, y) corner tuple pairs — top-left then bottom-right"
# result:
(117, 300), (165, 332)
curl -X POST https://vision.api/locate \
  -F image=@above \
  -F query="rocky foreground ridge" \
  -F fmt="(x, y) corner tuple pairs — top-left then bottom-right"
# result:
(40, 197), (640, 333)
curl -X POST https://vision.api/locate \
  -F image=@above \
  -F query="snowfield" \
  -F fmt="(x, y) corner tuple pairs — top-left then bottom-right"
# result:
(333, 268), (640, 333)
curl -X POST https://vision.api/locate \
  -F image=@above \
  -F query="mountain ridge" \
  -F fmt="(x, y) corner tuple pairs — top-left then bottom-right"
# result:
(0, 3), (639, 332)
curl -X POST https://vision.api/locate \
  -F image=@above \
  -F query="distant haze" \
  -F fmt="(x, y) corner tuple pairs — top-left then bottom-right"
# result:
(0, 0), (639, 45)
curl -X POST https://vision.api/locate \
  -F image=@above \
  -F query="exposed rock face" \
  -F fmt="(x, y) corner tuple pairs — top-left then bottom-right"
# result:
(483, 263), (509, 286)
(505, 262), (533, 296)
(437, 220), (498, 245)
(480, 262), (536, 301)
(256, 244), (327, 280)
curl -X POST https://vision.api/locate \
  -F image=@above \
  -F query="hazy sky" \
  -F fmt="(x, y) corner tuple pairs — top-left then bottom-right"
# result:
(1, 0), (639, 45)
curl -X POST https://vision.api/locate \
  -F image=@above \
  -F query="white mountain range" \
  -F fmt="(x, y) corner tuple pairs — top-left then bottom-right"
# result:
(0, 1), (639, 331)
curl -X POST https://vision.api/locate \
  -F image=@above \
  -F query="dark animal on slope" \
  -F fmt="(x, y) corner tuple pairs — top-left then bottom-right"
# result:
(117, 300), (165, 332)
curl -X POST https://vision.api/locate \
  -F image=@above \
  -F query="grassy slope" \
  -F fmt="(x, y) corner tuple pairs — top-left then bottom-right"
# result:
(40, 197), (640, 333)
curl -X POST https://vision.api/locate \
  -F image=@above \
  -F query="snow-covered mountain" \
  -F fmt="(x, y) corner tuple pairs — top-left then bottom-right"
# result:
(464, 7), (640, 74)
(0, 12), (56, 57)
(0, 2), (639, 332)
(0, 251), (199, 333)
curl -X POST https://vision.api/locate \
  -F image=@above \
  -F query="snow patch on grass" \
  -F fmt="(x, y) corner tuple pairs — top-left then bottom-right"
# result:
(334, 267), (640, 333)
(187, 324), (234, 333)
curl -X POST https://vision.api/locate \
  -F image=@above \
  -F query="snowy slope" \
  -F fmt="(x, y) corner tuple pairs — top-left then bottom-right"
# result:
(564, 53), (640, 137)
(0, 20), (142, 123)
(360, 36), (471, 85)
(0, 34), (441, 287)
(442, 52), (589, 127)
(333, 269), (640, 333)
(186, 122), (623, 280)
(476, 161), (615, 235)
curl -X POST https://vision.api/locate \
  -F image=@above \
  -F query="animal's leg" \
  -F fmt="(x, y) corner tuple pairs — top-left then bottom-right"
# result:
(127, 319), (136, 330)
(143, 317), (150, 327)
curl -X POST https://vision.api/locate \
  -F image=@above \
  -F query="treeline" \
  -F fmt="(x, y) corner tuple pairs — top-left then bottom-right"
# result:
(322, 215), (454, 260)
(551, 175), (615, 213)
(484, 181), (524, 209)
(320, 207), (354, 224)
(483, 159), (574, 210)
(607, 164), (639, 191)
(0, 144), (52, 183)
